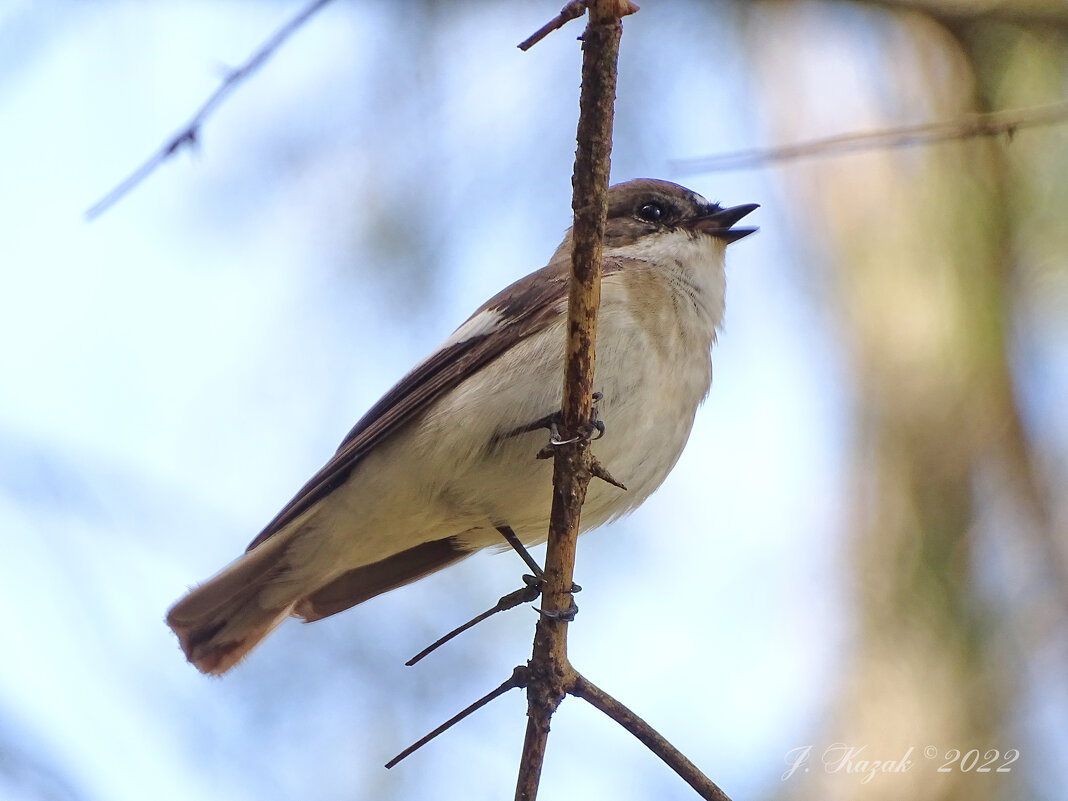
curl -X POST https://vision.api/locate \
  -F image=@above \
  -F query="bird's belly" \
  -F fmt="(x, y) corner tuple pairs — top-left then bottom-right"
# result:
(302, 309), (713, 567)
(442, 313), (712, 548)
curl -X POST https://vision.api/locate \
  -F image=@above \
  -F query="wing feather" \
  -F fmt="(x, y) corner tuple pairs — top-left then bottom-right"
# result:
(244, 258), (575, 551)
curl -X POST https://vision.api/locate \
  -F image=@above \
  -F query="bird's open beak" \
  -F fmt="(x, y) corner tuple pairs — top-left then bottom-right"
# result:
(685, 203), (759, 243)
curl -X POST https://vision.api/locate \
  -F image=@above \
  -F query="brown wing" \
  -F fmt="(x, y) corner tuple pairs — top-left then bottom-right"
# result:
(244, 258), (574, 552)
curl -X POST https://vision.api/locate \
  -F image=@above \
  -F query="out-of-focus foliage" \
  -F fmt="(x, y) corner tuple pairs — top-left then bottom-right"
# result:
(740, 2), (1068, 800)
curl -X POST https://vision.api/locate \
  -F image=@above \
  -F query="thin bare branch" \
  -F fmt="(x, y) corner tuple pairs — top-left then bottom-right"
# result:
(672, 100), (1068, 174)
(518, 0), (588, 51)
(85, 0), (337, 220)
(570, 672), (733, 801)
(385, 667), (528, 769)
(405, 580), (542, 667)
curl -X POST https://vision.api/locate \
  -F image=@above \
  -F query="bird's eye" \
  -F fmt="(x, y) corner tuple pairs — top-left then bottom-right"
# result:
(637, 202), (665, 223)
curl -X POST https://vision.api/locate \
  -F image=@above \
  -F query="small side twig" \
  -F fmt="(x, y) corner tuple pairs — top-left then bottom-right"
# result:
(86, 0), (338, 220)
(386, 667), (528, 769)
(518, 1), (588, 51)
(672, 99), (1068, 174)
(570, 672), (732, 801)
(405, 579), (542, 666)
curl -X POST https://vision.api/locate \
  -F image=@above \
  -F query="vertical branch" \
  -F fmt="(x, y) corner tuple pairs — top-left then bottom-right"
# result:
(514, 2), (636, 800)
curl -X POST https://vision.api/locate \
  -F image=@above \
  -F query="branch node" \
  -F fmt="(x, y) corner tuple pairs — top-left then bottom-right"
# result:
(167, 129), (198, 155)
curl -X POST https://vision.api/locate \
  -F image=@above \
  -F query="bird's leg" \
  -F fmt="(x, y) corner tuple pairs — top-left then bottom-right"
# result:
(587, 390), (606, 441)
(480, 394), (611, 627)
(548, 391), (605, 445)
(404, 524), (583, 665)
(526, 394), (626, 491)
(536, 600), (579, 622)
(496, 524), (544, 580)
(502, 391), (606, 450)
(496, 525), (582, 597)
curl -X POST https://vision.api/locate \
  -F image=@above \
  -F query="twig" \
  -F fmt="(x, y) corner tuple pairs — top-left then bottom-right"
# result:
(85, 0), (337, 220)
(672, 100), (1068, 174)
(385, 667), (528, 769)
(405, 580), (542, 667)
(518, 1), (588, 51)
(570, 672), (732, 801)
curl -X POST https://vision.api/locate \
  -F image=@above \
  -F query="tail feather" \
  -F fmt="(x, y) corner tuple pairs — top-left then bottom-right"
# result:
(166, 535), (298, 675)
(166, 533), (473, 674)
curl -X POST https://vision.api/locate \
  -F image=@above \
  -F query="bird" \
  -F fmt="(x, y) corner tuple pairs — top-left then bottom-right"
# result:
(166, 178), (757, 674)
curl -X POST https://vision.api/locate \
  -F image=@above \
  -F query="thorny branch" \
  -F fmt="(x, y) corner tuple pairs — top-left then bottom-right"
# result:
(514, 1), (637, 800)
(85, 0), (337, 220)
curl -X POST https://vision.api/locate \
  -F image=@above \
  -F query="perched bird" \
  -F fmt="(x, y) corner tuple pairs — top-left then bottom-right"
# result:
(166, 178), (757, 674)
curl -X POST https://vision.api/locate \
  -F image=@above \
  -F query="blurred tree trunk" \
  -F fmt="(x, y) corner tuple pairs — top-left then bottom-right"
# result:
(742, 2), (1068, 798)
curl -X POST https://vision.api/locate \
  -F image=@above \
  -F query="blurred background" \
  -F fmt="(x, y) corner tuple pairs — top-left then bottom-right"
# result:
(1, 1), (1065, 799)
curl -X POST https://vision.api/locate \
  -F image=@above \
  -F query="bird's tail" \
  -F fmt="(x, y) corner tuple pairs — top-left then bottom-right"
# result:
(166, 531), (473, 674)
(165, 534), (300, 675)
